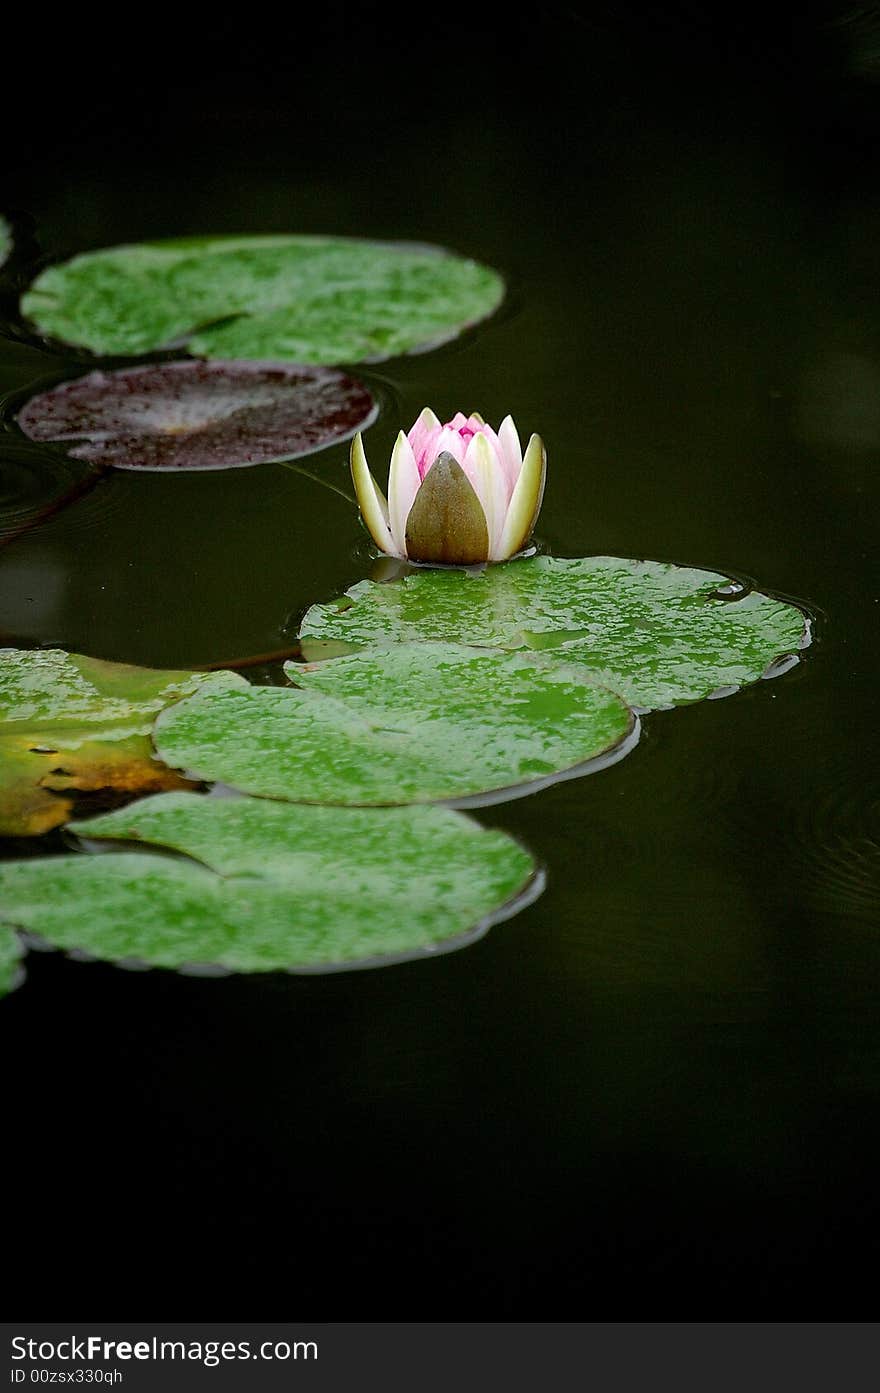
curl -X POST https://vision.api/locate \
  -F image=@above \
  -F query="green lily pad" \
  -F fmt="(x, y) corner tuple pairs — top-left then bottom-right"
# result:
(0, 791), (538, 973)
(154, 643), (636, 806)
(21, 235), (504, 364)
(298, 556), (810, 709)
(0, 926), (25, 998)
(0, 648), (245, 835)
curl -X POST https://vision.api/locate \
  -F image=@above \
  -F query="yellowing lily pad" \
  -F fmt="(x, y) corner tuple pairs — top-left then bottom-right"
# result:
(298, 555), (810, 709)
(0, 648), (246, 835)
(21, 235), (504, 364)
(15, 360), (377, 470)
(154, 643), (636, 806)
(0, 791), (539, 973)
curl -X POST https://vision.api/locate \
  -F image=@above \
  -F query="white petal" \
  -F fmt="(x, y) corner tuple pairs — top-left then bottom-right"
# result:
(497, 415), (523, 496)
(462, 431), (507, 558)
(387, 431), (421, 556)
(350, 432), (398, 557)
(496, 433), (546, 560)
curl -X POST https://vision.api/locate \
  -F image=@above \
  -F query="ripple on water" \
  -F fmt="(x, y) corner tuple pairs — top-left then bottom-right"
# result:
(788, 772), (880, 922)
(723, 740), (880, 923)
(0, 440), (125, 542)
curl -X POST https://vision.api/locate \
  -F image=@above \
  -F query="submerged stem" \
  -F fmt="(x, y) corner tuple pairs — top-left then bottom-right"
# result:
(280, 460), (355, 504)
(197, 643), (304, 672)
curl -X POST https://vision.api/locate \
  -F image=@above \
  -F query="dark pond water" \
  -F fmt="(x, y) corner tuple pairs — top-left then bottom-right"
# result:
(2, 8), (879, 1312)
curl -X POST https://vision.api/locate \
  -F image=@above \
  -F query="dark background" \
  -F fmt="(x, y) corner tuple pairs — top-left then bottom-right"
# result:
(2, 3), (879, 1314)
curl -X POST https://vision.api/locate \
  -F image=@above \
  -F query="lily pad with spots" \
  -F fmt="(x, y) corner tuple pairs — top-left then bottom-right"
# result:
(0, 791), (539, 973)
(154, 642), (637, 806)
(15, 360), (378, 470)
(21, 235), (504, 364)
(298, 555), (810, 709)
(0, 648), (245, 834)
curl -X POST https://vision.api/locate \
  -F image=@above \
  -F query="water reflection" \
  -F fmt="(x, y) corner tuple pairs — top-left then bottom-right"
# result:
(0, 543), (66, 635)
(796, 351), (880, 455)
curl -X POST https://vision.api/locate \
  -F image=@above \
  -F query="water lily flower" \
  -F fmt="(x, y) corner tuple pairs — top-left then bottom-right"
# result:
(351, 409), (546, 565)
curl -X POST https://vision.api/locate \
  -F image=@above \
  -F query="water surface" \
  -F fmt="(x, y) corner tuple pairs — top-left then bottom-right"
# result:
(2, 7), (878, 1312)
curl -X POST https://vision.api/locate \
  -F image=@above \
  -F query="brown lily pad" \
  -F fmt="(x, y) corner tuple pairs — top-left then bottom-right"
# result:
(15, 360), (378, 471)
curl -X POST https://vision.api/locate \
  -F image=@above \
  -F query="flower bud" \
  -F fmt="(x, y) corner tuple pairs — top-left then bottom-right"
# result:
(351, 409), (546, 566)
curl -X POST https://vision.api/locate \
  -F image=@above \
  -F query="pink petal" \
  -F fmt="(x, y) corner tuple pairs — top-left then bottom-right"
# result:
(447, 411), (471, 431)
(407, 407), (442, 480)
(426, 425), (469, 470)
